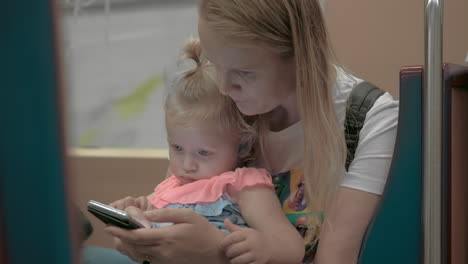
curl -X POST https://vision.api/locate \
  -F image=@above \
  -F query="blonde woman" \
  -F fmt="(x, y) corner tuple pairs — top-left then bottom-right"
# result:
(100, 1), (398, 263)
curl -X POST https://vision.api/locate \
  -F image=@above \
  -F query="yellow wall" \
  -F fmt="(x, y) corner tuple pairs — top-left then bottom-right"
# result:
(326, 0), (467, 97)
(71, 149), (168, 248)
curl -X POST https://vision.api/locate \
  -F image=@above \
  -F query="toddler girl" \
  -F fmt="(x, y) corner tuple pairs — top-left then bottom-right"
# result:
(112, 38), (304, 264)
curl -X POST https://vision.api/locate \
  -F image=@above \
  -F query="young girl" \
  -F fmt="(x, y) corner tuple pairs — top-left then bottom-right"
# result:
(110, 38), (304, 264)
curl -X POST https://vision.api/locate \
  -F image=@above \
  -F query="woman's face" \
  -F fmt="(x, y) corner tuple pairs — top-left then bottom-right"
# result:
(198, 18), (296, 116)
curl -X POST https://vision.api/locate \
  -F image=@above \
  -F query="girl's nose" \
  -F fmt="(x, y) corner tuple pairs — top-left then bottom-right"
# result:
(183, 155), (197, 173)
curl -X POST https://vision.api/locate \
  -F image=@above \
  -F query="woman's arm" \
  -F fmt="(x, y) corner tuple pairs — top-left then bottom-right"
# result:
(105, 207), (231, 264)
(313, 187), (380, 264)
(313, 92), (397, 263)
(225, 186), (305, 264)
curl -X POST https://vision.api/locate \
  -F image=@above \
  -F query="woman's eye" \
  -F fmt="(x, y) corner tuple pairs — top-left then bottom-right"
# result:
(198, 150), (211, 156)
(239, 70), (252, 77)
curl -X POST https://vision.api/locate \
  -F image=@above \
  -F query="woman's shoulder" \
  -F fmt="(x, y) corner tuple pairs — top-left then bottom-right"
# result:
(342, 90), (399, 195)
(334, 66), (399, 122)
(334, 66), (363, 99)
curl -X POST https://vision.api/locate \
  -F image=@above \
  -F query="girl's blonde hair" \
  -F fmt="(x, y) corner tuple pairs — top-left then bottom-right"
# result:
(199, 0), (347, 244)
(165, 38), (257, 166)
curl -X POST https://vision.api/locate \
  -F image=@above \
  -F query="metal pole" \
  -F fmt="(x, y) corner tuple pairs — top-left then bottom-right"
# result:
(424, 1), (443, 264)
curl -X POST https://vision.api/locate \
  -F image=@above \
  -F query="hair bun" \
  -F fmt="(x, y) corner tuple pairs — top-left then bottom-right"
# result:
(182, 37), (205, 67)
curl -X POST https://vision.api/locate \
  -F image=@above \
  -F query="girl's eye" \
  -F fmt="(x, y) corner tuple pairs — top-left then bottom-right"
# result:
(172, 145), (183, 151)
(198, 150), (211, 156)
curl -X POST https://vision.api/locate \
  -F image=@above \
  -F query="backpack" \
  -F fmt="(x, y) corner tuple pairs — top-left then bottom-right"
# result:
(344, 81), (385, 171)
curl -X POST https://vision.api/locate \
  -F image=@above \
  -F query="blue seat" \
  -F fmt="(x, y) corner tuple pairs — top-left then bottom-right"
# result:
(358, 67), (424, 263)
(1, 1), (75, 263)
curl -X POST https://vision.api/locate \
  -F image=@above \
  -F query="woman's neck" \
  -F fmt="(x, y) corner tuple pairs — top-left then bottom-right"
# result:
(268, 94), (300, 132)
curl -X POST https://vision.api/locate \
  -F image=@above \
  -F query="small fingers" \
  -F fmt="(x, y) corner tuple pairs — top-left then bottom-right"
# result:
(110, 196), (135, 210)
(224, 218), (244, 233)
(220, 231), (247, 251)
(224, 241), (250, 260)
(135, 196), (149, 211)
(123, 206), (151, 228)
(229, 252), (254, 264)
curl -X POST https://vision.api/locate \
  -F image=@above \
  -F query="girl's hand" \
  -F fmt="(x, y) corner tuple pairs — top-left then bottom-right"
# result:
(104, 207), (229, 264)
(109, 195), (153, 211)
(220, 219), (270, 264)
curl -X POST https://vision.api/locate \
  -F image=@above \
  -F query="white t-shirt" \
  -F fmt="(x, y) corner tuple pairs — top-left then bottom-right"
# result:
(259, 68), (399, 195)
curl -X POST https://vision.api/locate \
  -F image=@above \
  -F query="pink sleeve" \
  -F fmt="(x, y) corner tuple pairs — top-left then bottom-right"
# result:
(230, 167), (274, 191)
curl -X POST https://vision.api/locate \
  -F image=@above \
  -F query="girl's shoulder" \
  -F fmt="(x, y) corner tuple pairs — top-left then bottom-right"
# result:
(229, 167), (274, 190)
(225, 167), (274, 202)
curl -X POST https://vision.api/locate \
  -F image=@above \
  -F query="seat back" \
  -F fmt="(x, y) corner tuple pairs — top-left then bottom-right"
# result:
(443, 64), (468, 264)
(358, 66), (424, 263)
(1, 1), (76, 263)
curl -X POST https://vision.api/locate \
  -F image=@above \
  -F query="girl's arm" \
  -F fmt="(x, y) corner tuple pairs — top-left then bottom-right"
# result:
(110, 166), (172, 211)
(313, 187), (380, 264)
(224, 185), (305, 264)
(110, 195), (154, 211)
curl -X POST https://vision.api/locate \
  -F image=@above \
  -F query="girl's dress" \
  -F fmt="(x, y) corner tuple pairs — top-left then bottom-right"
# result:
(148, 167), (274, 233)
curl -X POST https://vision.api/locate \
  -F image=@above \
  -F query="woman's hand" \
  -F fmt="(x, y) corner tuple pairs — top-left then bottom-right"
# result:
(314, 187), (380, 264)
(104, 207), (229, 264)
(109, 195), (154, 211)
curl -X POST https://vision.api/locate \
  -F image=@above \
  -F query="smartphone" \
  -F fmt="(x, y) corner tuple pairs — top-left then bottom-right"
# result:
(87, 200), (145, 229)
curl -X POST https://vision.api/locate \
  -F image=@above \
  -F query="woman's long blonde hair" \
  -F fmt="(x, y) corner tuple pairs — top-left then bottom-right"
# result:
(165, 38), (258, 166)
(199, 0), (347, 241)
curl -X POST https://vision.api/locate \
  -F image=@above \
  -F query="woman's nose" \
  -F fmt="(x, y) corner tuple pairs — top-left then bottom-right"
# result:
(219, 77), (242, 96)
(216, 69), (238, 96)
(218, 74), (231, 95)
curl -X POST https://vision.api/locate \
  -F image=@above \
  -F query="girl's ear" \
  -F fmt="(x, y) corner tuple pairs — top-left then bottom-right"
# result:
(238, 142), (249, 154)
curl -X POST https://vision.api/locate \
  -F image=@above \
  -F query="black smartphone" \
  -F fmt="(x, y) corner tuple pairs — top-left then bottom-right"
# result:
(87, 200), (145, 229)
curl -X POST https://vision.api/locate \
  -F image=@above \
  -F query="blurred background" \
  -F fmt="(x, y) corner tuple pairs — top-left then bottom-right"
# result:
(62, 0), (198, 149)
(61, 0), (467, 150)
(59, 0), (467, 250)
(2, 0), (466, 260)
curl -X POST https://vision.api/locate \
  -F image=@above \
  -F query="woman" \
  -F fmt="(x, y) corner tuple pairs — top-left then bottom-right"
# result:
(101, 1), (398, 263)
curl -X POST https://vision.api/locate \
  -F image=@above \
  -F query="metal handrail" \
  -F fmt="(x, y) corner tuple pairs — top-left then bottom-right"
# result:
(424, 1), (443, 264)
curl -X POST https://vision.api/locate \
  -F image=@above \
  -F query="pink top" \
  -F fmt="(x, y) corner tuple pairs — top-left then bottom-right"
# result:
(149, 167), (274, 209)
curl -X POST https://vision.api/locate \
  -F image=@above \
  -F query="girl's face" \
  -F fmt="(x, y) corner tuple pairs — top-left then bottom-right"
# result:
(167, 123), (239, 185)
(198, 18), (296, 116)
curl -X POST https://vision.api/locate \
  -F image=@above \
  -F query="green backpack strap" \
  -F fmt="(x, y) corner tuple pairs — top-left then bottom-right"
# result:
(344, 81), (385, 171)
